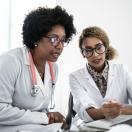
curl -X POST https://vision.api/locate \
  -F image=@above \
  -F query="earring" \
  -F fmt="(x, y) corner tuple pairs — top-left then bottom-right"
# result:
(34, 43), (38, 47)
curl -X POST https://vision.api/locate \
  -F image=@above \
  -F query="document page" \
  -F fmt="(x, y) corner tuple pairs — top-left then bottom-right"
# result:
(84, 115), (132, 130)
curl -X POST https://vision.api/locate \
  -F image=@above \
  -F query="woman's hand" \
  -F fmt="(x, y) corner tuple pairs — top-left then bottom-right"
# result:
(101, 100), (122, 119)
(46, 112), (66, 124)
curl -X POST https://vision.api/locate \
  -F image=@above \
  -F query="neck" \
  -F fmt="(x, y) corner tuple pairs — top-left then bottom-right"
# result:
(89, 63), (105, 73)
(30, 49), (46, 77)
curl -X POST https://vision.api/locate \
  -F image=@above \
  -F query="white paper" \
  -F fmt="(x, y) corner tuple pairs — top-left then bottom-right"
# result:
(84, 115), (132, 130)
(108, 124), (132, 132)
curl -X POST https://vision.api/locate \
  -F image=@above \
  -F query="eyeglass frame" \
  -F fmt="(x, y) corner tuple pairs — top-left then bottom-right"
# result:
(44, 34), (68, 47)
(82, 43), (106, 58)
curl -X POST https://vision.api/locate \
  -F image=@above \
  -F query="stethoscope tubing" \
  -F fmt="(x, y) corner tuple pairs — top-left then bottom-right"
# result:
(28, 51), (55, 109)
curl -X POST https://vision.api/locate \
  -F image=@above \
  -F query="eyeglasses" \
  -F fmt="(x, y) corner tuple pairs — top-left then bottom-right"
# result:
(44, 34), (68, 47)
(82, 43), (106, 58)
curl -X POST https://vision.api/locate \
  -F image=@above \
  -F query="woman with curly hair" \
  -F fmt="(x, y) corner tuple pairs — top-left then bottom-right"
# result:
(69, 26), (132, 123)
(0, 6), (76, 131)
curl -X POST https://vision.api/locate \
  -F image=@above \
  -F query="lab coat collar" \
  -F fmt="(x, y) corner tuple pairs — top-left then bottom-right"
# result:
(107, 61), (114, 88)
(22, 45), (52, 89)
(83, 65), (98, 88)
(83, 61), (115, 97)
(22, 46), (30, 65)
(83, 65), (92, 79)
(83, 61), (114, 79)
(21, 46), (51, 96)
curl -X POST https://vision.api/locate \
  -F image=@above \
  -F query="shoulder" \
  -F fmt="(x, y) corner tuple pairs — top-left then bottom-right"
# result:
(108, 61), (130, 74)
(0, 47), (24, 61)
(0, 48), (20, 64)
(109, 61), (126, 69)
(0, 47), (25, 70)
(69, 67), (86, 78)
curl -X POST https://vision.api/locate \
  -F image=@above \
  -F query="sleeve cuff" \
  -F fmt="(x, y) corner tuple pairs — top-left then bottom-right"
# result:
(78, 107), (93, 122)
(24, 110), (49, 125)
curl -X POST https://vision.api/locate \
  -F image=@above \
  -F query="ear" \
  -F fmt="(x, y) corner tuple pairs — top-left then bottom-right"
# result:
(81, 51), (85, 58)
(82, 54), (85, 58)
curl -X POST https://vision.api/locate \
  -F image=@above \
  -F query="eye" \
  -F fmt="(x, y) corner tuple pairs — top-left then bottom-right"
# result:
(61, 37), (66, 43)
(50, 37), (58, 43)
(96, 43), (103, 50)
(85, 48), (92, 53)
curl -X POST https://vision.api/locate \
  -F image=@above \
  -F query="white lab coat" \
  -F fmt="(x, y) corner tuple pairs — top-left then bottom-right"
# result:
(69, 62), (132, 122)
(0, 46), (61, 132)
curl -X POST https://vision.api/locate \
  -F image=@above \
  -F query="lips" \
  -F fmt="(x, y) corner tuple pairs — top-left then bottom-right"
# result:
(52, 52), (61, 58)
(92, 58), (102, 64)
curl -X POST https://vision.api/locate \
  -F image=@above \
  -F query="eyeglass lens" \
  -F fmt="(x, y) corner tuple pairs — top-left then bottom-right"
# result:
(45, 34), (67, 47)
(82, 43), (106, 57)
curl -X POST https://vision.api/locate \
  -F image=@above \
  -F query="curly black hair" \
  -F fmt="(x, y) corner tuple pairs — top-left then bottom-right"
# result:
(22, 6), (76, 49)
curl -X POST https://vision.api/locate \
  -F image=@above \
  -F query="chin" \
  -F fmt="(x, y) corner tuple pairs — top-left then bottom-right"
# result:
(90, 62), (104, 70)
(48, 58), (58, 62)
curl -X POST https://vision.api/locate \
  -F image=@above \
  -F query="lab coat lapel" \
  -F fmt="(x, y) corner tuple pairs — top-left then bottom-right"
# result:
(83, 66), (99, 90)
(83, 63), (115, 100)
(83, 66), (103, 99)
(44, 62), (51, 89)
(22, 47), (51, 97)
(35, 62), (51, 97)
(22, 46), (30, 65)
(106, 62), (114, 91)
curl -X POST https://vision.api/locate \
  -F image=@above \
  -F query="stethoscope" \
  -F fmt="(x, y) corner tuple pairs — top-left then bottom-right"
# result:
(28, 52), (55, 109)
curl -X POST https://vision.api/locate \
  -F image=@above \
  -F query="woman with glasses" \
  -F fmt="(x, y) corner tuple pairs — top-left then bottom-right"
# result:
(0, 6), (76, 132)
(69, 26), (132, 122)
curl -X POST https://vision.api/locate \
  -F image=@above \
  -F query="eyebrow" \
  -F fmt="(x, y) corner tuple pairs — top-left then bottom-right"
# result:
(47, 34), (66, 38)
(83, 43), (103, 49)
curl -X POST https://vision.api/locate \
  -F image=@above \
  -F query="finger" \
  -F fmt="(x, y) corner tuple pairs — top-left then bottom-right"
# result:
(54, 114), (59, 123)
(109, 101), (122, 108)
(53, 112), (65, 123)
(103, 102), (112, 108)
(62, 118), (66, 123)
(49, 113), (55, 124)
(107, 108), (121, 118)
(61, 121), (69, 130)
(56, 112), (65, 122)
(109, 112), (119, 118)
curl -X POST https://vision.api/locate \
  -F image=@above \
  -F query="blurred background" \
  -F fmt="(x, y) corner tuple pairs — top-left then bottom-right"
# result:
(0, 0), (132, 116)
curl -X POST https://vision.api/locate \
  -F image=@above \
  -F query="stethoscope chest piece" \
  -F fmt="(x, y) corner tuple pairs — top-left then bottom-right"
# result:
(31, 85), (40, 97)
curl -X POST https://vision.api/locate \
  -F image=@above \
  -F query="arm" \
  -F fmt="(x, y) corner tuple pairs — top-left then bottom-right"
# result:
(86, 107), (105, 120)
(69, 71), (123, 121)
(0, 54), (48, 125)
(86, 100), (122, 120)
(120, 65), (132, 115)
(69, 73), (98, 122)
(88, 65), (132, 119)
(121, 105), (132, 114)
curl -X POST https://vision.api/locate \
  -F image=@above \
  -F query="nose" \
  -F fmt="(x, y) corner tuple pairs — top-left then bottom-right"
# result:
(55, 41), (64, 49)
(92, 50), (98, 57)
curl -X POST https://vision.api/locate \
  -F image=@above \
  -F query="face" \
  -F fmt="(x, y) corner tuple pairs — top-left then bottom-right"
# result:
(82, 37), (106, 72)
(34, 25), (66, 62)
